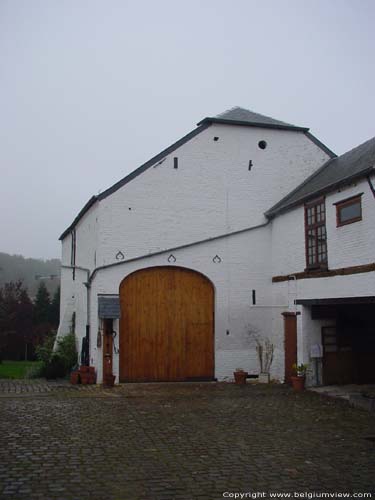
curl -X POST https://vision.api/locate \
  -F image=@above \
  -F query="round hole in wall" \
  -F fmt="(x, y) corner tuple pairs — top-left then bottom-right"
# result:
(258, 140), (267, 150)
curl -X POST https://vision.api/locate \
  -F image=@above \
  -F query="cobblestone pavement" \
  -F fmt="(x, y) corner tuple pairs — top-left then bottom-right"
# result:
(0, 381), (374, 500)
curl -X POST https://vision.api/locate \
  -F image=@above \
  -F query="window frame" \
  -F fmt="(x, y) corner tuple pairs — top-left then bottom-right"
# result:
(334, 193), (363, 227)
(304, 197), (328, 271)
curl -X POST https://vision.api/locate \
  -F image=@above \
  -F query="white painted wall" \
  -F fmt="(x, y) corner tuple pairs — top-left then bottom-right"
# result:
(271, 176), (375, 277)
(270, 177), (375, 385)
(58, 120), (374, 385)
(90, 226), (287, 383)
(96, 124), (329, 267)
(326, 177), (375, 268)
(57, 236), (75, 339)
(74, 204), (99, 271)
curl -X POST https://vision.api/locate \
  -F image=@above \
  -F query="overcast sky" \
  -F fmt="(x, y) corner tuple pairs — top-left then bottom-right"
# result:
(1, 0), (374, 259)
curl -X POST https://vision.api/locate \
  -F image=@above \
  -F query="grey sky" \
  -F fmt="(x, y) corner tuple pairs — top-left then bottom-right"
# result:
(1, 0), (374, 259)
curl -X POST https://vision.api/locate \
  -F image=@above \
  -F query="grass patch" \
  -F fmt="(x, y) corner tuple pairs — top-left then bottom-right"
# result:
(0, 361), (42, 379)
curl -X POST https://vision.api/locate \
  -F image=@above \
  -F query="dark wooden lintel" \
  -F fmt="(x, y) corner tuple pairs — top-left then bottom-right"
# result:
(272, 262), (375, 283)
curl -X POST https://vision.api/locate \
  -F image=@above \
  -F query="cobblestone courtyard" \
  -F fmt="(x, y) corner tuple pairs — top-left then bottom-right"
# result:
(0, 381), (374, 499)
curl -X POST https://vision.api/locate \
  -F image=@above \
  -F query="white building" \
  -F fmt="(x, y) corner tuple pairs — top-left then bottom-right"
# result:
(57, 107), (375, 385)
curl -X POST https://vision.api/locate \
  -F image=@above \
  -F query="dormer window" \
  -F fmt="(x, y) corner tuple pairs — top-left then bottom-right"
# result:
(304, 198), (327, 270)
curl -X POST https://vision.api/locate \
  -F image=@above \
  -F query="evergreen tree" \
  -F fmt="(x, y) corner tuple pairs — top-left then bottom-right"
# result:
(17, 289), (34, 360)
(33, 282), (51, 325)
(49, 286), (60, 327)
(0, 281), (34, 360)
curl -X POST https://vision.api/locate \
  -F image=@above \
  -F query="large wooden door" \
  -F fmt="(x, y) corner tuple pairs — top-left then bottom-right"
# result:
(119, 267), (214, 382)
(283, 312), (298, 384)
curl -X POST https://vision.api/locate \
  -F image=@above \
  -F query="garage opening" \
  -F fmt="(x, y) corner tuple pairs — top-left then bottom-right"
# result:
(297, 297), (375, 385)
(119, 266), (214, 382)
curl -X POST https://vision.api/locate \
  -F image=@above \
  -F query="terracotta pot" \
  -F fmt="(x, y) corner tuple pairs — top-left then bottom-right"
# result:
(70, 371), (80, 385)
(80, 373), (90, 385)
(291, 375), (306, 392)
(88, 366), (96, 375)
(234, 371), (247, 385)
(79, 366), (90, 373)
(103, 374), (116, 387)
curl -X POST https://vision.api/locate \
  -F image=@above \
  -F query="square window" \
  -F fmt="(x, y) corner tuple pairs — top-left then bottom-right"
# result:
(335, 195), (362, 227)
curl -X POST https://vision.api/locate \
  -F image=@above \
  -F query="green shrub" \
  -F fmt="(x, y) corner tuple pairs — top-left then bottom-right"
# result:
(55, 332), (78, 372)
(35, 332), (77, 379)
(44, 356), (66, 379)
(35, 333), (56, 366)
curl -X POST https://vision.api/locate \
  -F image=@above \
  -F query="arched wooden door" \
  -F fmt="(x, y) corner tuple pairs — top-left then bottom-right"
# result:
(119, 266), (214, 382)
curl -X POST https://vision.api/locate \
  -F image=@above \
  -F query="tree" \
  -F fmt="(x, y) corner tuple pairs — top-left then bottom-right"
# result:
(49, 286), (60, 327)
(33, 282), (51, 325)
(0, 281), (34, 360)
(17, 288), (34, 360)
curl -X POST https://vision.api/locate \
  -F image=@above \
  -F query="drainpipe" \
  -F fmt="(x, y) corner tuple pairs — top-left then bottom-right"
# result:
(287, 275), (297, 313)
(61, 265), (91, 366)
(83, 281), (91, 366)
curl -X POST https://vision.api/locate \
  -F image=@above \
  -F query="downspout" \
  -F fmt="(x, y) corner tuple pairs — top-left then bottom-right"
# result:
(83, 281), (91, 366)
(288, 275), (297, 313)
(61, 265), (91, 366)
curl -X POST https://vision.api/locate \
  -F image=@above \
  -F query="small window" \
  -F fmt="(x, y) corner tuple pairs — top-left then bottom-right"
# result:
(335, 194), (362, 227)
(258, 140), (267, 150)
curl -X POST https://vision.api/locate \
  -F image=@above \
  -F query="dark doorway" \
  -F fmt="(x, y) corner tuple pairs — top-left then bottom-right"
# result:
(317, 304), (375, 384)
(283, 312), (298, 384)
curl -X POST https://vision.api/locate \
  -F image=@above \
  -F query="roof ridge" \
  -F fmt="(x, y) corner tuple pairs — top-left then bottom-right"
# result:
(216, 106), (242, 117)
(217, 106), (294, 127)
(197, 106), (309, 131)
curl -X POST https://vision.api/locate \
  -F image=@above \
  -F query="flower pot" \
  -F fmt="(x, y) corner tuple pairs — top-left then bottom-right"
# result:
(291, 375), (305, 392)
(258, 372), (270, 384)
(79, 366), (90, 374)
(103, 374), (116, 388)
(80, 373), (90, 385)
(70, 371), (80, 385)
(234, 371), (247, 385)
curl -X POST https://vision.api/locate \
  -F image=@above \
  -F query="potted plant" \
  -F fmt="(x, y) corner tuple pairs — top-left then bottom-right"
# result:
(246, 326), (274, 384)
(291, 363), (308, 392)
(103, 374), (116, 387)
(233, 368), (247, 385)
(70, 371), (80, 385)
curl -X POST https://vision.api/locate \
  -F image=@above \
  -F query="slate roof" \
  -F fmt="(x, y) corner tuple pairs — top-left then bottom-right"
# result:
(197, 106), (309, 132)
(266, 136), (375, 218)
(98, 296), (120, 319)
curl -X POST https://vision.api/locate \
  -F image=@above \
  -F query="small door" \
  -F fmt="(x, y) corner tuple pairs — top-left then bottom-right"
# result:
(283, 313), (298, 384)
(103, 319), (114, 379)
